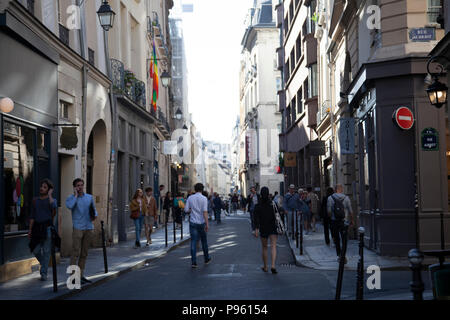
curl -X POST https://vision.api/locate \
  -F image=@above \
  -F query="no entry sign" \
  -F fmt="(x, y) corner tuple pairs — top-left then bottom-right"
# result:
(393, 106), (414, 130)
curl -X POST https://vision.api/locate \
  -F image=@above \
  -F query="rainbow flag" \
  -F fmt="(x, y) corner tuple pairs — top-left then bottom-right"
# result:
(150, 38), (159, 111)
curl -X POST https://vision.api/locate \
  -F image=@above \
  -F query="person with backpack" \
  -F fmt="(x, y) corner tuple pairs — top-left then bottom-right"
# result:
(306, 186), (320, 232)
(173, 193), (185, 229)
(320, 187), (334, 246)
(213, 192), (223, 224)
(28, 179), (59, 281)
(327, 184), (353, 263)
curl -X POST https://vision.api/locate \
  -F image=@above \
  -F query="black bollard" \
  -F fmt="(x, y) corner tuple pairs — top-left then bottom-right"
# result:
(173, 218), (176, 243)
(408, 249), (424, 300)
(165, 220), (168, 247)
(181, 216), (183, 240)
(101, 221), (108, 274)
(295, 210), (299, 248)
(335, 222), (349, 300)
(291, 210), (295, 240)
(299, 212), (303, 255)
(51, 231), (57, 292)
(356, 227), (365, 300)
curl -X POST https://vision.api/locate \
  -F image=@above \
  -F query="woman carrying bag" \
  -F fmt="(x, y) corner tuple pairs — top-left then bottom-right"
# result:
(254, 186), (284, 274)
(129, 189), (147, 248)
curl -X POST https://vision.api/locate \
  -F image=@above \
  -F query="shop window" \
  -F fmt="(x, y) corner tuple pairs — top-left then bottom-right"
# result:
(3, 121), (35, 233)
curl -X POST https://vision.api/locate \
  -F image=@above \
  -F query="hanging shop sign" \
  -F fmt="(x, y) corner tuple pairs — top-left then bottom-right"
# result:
(309, 140), (326, 156)
(338, 118), (355, 154)
(421, 127), (439, 151)
(163, 140), (177, 155)
(284, 152), (297, 167)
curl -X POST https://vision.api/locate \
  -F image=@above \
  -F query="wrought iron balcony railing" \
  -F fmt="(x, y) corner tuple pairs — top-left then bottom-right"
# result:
(111, 59), (146, 109)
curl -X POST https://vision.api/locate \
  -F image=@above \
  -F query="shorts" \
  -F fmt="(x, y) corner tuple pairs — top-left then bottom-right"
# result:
(144, 216), (155, 226)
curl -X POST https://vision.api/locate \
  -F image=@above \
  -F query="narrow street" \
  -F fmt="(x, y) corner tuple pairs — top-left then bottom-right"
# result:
(68, 212), (421, 300)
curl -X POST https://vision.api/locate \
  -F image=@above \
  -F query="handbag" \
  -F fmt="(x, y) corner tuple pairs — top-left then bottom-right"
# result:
(130, 210), (139, 220)
(272, 201), (286, 235)
(89, 200), (96, 221)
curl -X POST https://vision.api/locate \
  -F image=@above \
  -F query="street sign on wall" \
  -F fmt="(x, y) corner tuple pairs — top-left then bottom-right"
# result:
(393, 106), (414, 130)
(163, 140), (177, 155)
(421, 127), (439, 151)
(338, 118), (355, 154)
(409, 28), (435, 42)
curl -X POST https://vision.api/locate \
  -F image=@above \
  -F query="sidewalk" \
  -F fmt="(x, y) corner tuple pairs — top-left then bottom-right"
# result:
(286, 223), (436, 271)
(0, 220), (190, 300)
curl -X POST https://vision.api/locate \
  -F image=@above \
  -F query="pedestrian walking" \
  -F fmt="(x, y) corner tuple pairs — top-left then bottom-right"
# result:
(231, 194), (238, 213)
(157, 185), (165, 226)
(163, 191), (172, 225)
(254, 187), (279, 274)
(207, 194), (214, 221)
(173, 193), (185, 228)
(66, 178), (98, 284)
(320, 187), (334, 246)
(184, 183), (211, 268)
(213, 193), (223, 224)
(327, 184), (353, 263)
(299, 189), (311, 234)
(28, 179), (59, 281)
(306, 186), (320, 232)
(129, 189), (147, 248)
(247, 187), (260, 234)
(144, 187), (157, 246)
(283, 184), (300, 236)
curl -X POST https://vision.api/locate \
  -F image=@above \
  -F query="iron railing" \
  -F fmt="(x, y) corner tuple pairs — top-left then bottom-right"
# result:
(111, 59), (146, 109)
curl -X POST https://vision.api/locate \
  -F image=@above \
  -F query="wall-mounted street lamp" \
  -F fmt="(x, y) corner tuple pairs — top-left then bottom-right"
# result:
(426, 56), (450, 109)
(182, 124), (188, 134)
(0, 97), (14, 113)
(160, 70), (171, 88)
(174, 108), (182, 120)
(97, 0), (116, 32)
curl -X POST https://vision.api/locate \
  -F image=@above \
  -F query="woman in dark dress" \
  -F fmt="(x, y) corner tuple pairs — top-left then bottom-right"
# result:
(163, 191), (172, 224)
(254, 186), (279, 274)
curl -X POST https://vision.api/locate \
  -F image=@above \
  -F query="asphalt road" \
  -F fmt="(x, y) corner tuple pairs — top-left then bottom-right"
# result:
(68, 212), (429, 300)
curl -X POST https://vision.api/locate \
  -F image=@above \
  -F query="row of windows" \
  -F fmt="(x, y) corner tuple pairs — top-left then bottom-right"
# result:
(119, 118), (150, 157)
(284, 0), (316, 39)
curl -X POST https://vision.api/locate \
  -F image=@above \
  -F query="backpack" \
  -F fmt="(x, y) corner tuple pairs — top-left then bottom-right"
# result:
(332, 195), (346, 221)
(178, 199), (185, 209)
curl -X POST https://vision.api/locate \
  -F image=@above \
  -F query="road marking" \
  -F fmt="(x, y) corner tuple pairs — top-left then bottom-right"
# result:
(205, 273), (243, 278)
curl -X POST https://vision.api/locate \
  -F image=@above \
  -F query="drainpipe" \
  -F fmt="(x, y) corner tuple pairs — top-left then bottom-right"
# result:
(77, 0), (87, 172)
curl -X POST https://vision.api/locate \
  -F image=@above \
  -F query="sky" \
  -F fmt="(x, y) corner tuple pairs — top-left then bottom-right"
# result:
(177, 0), (255, 144)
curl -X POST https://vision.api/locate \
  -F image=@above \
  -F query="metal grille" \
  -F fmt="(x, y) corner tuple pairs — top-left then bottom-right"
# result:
(59, 23), (69, 46)
(88, 48), (95, 66)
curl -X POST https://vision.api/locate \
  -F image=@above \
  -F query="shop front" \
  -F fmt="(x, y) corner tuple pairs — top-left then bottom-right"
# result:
(0, 12), (59, 279)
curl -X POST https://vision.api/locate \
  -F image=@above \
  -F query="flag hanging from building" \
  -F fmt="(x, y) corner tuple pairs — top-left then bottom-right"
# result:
(150, 38), (159, 111)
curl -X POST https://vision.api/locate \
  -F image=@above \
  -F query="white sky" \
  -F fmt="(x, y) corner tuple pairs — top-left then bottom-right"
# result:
(180, 0), (254, 144)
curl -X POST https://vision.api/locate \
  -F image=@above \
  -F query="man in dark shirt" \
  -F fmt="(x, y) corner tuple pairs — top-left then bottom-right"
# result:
(28, 179), (57, 281)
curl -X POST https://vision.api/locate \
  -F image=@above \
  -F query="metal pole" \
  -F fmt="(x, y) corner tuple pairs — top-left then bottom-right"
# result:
(295, 210), (299, 248)
(181, 212), (183, 240)
(101, 221), (108, 274)
(51, 231), (57, 292)
(356, 227), (365, 300)
(335, 222), (349, 300)
(165, 218), (168, 247)
(291, 210), (294, 240)
(300, 211), (303, 255)
(408, 249), (424, 300)
(173, 215), (176, 243)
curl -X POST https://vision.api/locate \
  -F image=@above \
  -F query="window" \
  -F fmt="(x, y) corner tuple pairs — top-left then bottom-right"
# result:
(88, 48), (95, 66)
(140, 131), (146, 156)
(286, 105), (291, 128)
(296, 32), (302, 63)
(289, 1), (294, 24)
(291, 97), (297, 119)
(284, 16), (289, 36)
(60, 101), (70, 120)
(276, 77), (282, 92)
(285, 58), (290, 82)
(290, 50), (296, 74)
(427, 0), (442, 24)
(119, 118), (125, 149)
(308, 64), (318, 98)
(129, 124), (135, 153)
(304, 79), (309, 100)
(297, 87), (303, 115)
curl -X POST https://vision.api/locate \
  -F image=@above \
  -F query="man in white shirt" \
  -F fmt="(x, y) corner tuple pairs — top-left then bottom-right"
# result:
(184, 183), (211, 268)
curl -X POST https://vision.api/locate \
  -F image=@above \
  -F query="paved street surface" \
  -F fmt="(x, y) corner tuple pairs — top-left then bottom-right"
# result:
(68, 211), (431, 300)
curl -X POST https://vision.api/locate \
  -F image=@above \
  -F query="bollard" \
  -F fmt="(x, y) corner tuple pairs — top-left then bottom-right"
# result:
(299, 212), (303, 255)
(101, 221), (108, 274)
(295, 210), (299, 248)
(335, 222), (349, 300)
(181, 216), (183, 240)
(408, 249), (424, 300)
(291, 210), (295, 240)
(173, 218), (176, 243)
(356, 227), (365, 300)
(51, 230), (57, 292)
(165, 220), (168, 247)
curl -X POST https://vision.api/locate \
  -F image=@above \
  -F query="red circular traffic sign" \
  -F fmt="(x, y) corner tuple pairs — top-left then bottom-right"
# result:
(393, 106), (414, 130)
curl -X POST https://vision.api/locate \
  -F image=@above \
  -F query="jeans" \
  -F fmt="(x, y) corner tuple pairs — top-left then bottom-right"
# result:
(189, 222), (210, 264)
(249, 209), (255, 231)
(214, 209), (221, 223)
(134, 215), (144, 242)
(33, 226), (52, 277)
(331, 220), (346, 256)
(323, 216), (331, 245)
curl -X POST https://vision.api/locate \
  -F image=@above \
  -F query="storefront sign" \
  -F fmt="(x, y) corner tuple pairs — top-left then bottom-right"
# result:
(338, 118), (355, 154)
(284, 152), (297, 167)
(409, 28), (435, 42)
(421, 128), (439, 151)
(309, 140), (326, 156)
(163, 140), (177, 155)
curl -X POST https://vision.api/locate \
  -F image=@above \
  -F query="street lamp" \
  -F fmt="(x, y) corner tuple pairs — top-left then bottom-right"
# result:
(426, 56), (450, 109)
(174, 108), (182, 120)
(0, 97), (14, 113)
(160, 70), (171, 88)
(182, 124), (188, 134)
(97, 0), (115, 32)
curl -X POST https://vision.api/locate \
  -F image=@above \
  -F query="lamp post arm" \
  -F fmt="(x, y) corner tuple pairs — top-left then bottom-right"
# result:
(427, 56), (450, 77)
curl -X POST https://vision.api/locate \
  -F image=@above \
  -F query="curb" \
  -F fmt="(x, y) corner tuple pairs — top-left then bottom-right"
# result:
(49, 236), (191, 300)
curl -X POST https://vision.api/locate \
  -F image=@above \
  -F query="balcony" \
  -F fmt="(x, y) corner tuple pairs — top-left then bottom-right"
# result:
(150, 106), (171, 137)
(276, 47), (284, 71)
(316, 101), (331, 127)
(111, 59), (146, 109)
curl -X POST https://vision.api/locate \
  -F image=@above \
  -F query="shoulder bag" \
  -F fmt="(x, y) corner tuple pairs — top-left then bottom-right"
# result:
(272, 201), (286, 235)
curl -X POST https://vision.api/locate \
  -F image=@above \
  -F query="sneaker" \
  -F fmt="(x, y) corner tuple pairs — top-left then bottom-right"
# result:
(191, 263), (198, 268)
(205, 257), (212, 265)
(146, 242), (150, 247)
(40, 274), (47, 281)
